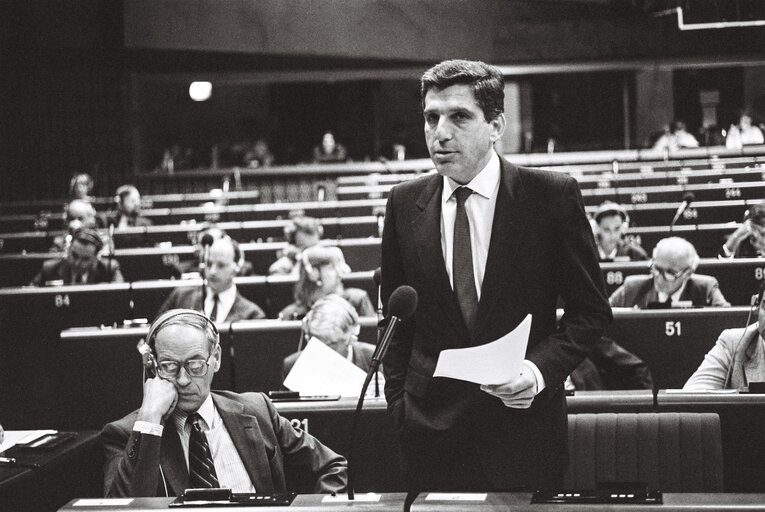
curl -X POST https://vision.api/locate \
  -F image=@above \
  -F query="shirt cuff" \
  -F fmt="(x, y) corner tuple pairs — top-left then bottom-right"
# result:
(133, 421), (164, 437)
(523, 360), (546, 394)
(720, 244), (734, 258)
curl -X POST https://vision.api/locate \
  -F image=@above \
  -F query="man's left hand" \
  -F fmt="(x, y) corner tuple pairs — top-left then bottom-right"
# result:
(480, 370), (538, 409)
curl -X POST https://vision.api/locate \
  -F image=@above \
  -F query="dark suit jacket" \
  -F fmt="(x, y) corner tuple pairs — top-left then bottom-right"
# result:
(106, 212), (153, 228)
(569, 336), (654, 390)
(31, 257), (124, 286)
(380, 155), (612, 488)
(282, 340), (376, 380)
(157, 286), (266, 322)
(608, 274), (731, 308)
(101, 391), (347, 497)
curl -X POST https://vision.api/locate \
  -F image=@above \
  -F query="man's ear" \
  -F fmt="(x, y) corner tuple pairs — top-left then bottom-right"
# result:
(490, 113), (506, 143)
(213, 344), (222, 373)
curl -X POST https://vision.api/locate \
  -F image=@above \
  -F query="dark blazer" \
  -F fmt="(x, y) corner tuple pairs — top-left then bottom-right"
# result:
(101, 391), (347, 497)
(569, 336), (654, 391)
(106, 212), (153, 228)
(31, 257), (124, 286)
(157, 286), (266, 322)
(608, 274), (731, 308)
(380, 155), (612, 489)
(282, 340), (376, 379)
(278, 288), (375, 320)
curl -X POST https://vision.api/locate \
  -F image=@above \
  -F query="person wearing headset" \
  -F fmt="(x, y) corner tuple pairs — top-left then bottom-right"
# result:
(609, 236), (730, 309)
(107, 184), (152, 229)
(282, 295), (378, 379)
(593, 201), (648, 262)
(719, 201), (765, 258)
(31, 227), (124, 286)
(158, 237), (265, 322)
(684, 281), (765, 390)
(268, 216), (324, 276)
(102, 309), (348, 497)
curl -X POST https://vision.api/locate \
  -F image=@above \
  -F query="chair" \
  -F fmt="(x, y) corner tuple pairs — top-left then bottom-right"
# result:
(565, 412), (723, 492)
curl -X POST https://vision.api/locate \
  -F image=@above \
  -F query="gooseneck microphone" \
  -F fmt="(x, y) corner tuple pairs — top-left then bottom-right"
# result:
(199, 233), (215, 313)
(347, 286), (418, 501)
(670, 192), (695, 230)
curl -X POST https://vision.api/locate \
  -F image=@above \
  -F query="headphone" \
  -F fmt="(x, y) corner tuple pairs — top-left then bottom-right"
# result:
(136, 309), (221, 377)
(752, 279), (765, 308)
(71, 227), (104, 253)
(299, 295), (360, 351)
(285, 216), (324, 246)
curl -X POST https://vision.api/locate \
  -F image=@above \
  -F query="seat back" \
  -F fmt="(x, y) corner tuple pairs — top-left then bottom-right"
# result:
(565, 412), (723, 492)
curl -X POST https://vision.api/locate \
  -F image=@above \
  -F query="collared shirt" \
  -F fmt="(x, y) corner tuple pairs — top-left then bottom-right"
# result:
(438, 151), (545, 393)
(205, 284), (237, 323)
(598, 245), (618, 261)
(171, 395), (255, 493)
(657, 280), (688, 305)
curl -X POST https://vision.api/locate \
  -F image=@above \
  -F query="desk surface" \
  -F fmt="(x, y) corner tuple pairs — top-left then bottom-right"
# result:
(58, 493), (765, 511)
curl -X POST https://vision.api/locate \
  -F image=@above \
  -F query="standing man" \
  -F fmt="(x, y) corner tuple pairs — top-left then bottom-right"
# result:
(381, 59), (611, 492)
(158, 237), (266, 322)
(102, 309), (347, 496)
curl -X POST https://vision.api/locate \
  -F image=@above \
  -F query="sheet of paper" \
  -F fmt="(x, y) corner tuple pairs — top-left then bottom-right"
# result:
(433, 314), (531, 385)
(283, 338), (367, 397)
(0, 429), (57, 453)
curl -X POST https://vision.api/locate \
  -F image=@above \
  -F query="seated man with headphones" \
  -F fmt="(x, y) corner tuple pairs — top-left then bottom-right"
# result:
(158, 237), (265, 322)
(268, 216), (324, 276)
(107, 184), (152, 229)
(102, 309), (348, 497)
(31, 227), (124, 286)
(593, 201), (648, 262)
(282, 295), (378, 379)
(684, 281), (765, 390)
(609, 236), (730, 309)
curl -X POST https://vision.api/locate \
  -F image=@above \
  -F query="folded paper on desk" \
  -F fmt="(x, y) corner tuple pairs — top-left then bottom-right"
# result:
(433, 314), (530, 385)
(283, 338), (367, 397)
(0, 430), (57, 453)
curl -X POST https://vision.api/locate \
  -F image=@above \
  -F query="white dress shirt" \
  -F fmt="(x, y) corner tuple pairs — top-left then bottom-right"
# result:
(205, 284), (237, 323)
(657, 280), (688, 305)
(439, 151), (546, 393)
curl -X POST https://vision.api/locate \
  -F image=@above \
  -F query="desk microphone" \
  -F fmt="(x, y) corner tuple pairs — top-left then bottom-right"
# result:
(347, 285), (418, 501)
(669, 192), (695, 230)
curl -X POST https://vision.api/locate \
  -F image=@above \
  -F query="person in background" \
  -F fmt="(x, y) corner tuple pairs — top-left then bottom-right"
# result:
(102, 309), (347, 497)
(32, 227), (123, 286)
(50, 199), (106, 252)
(684, 281), (765, 390)
(107, 185), (152, 229)
(593, 201), (647, 262)
(173, 224), (254, 278)
(725, 112), (764, 149)
(719, 201), (765, 258)
(278, 245), (374, 320)
(312, 131), (348, 164)
(282, 295), (377, 378)
(609, 236), (730, 308)
(567, 336), (653, 391)
(652, 120), (699, 152)
(158, 237), (265, 322)
(69, 172), (95, 201)
(269, 216), (324, 276)
(244, 137), (275, 168)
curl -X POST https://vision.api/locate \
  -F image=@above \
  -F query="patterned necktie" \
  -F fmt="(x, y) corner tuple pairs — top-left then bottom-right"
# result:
(453, 187), (478, 334)
(209, 294), (219, 322)
(187, 413), (219, 488)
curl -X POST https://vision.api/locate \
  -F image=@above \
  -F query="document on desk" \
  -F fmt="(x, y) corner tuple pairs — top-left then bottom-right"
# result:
(0, 430), (57, 452)
(433, 314), (531, 386)
(283, 338), (367, 397)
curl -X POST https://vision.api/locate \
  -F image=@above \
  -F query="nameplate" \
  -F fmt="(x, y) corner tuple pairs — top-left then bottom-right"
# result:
(425, 493), (488, 501)
(73, 499), (134, 506)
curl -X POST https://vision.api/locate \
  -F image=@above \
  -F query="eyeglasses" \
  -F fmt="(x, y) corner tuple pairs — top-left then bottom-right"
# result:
(157, 353), (214, 379)
(650, 262), (691, 282)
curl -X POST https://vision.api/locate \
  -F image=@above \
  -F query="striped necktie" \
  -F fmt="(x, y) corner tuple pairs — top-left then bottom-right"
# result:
(187, 413), (219, 488)
(453, 187), (478, 334)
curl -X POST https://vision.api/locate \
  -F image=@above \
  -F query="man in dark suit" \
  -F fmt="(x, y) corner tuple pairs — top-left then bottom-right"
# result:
(282, 295), (377, 379)
(609, 236), (730, 308)
(158, 237), (266, 322)
(31, 227), (124, 286)
(381, 59), (611, 492)
(102, 309), (347, 497)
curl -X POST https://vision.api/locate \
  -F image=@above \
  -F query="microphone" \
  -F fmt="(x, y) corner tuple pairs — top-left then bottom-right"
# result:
(670, 192), (695, 230)
(199, 233), (214, 312)
(373, 268), (382, 316)
(347, 285), (418, 501)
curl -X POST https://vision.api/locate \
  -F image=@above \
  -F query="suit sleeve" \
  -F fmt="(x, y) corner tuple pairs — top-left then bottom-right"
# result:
(264, 396), (348, 493)
(707, 278), (731, 307)
(527, 177), (612, 390)
(102, 421), (163, 497)
(683, 330), (736, 390)
(110, 260), (125, 283)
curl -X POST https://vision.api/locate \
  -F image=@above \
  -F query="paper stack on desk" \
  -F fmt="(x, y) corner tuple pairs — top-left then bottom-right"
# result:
(0, 430), (57, 453)
(283, 338), (367, 397)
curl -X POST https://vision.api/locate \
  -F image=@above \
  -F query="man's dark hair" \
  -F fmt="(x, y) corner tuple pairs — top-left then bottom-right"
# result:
(421, 59), (504, 122)
(747, 201), (765, 227)
(72, 227), (104, 252)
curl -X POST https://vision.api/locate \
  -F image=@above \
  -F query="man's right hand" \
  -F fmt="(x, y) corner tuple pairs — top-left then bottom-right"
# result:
(137, 377), (178, 424)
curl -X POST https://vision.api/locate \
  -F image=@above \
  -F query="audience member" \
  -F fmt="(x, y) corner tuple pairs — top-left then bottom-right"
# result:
(278, 245), (374, 320)
(609, 236), (730, 308)
(107, 185), (152, 229)
(158, 237), (265, 322)
(269, 216), (324, 276)
(567, 336), (654, 391)
(652, 120), (699, 152)
(244, 138), (275, 168)
(719, 201), (765, 258)
(684, 281), (765, 391)
(312, 131), (348, 163)
(102, 308), (347, 497)
(593, 201), (648, 262)
(725, 112), (764, 149)
(51, 199), (105, 252)
(69, 172), (94, 201)
(282, 295), (377, 379)
(174, 225), (254, 278)
(32, 227), (124, 286)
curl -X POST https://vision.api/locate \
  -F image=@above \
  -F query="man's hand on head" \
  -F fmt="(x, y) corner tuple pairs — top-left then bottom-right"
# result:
(480, 370), (538, 409)
(138, 376), (178, 424)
